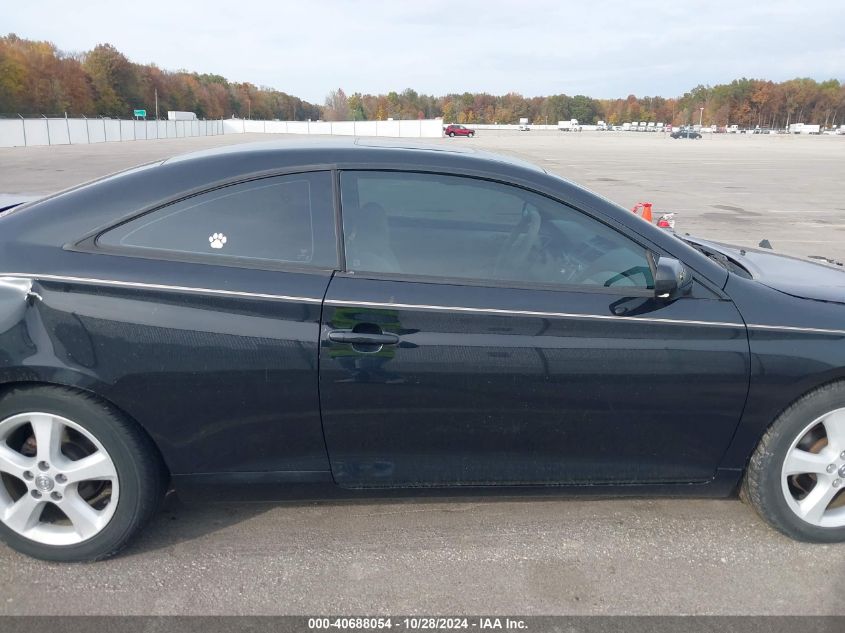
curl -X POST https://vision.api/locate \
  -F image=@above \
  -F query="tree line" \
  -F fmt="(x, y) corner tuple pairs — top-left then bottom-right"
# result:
(0, 35), (320, 121)
(2, 34), (844, 129)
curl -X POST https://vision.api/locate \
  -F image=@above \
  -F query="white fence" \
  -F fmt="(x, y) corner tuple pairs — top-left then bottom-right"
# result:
(0, 117), (224, 148)
(225, 118), (443, 138)
(466, 123), (601, 131)
(0, 116), (445, 148)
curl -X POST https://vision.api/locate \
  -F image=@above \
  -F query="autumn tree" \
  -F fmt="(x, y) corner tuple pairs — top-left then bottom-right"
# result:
(323, 88), (349, 121)
(83, 43), (136, 116)
(347, 93), (366, 120)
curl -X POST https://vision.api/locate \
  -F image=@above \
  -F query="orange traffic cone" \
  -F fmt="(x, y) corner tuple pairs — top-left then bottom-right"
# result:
(631, 202), (654, 223)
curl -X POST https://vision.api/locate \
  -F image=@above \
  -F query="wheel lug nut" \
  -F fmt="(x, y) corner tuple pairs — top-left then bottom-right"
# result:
(50, 491), (62, 501)
(827, 464), (837, 473)
(834, 479), (842, 488)
(37, 461), (49, 471)
(30, 490), (42, 499)
(22, 471), (33, 481)
(55, 474), (67, 484)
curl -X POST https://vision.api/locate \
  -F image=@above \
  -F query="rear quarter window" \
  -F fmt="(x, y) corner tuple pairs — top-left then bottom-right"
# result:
(97, 171), (337, 269)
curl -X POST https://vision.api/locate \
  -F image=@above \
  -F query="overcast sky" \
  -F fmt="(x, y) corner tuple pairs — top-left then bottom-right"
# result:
(8, 0), (845, 103)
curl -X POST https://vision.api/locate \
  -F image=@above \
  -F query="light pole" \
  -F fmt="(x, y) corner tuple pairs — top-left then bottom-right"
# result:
(699, 107), (704, 128)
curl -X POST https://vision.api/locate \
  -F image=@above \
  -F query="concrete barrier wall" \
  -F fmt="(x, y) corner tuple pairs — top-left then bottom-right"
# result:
(465, 124), (599, 131)
(217, 118), (444, 140)
(0, 117), (229, 147)
(0, 118), (629, 147)
(0, 118), (224, 146)
(1, 116), (443, 147)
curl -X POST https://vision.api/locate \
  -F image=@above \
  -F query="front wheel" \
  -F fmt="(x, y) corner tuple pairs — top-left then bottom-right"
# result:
(468, 132), (475, 137)
(743, 382), (845, 542)
(0, 386), (167, 560)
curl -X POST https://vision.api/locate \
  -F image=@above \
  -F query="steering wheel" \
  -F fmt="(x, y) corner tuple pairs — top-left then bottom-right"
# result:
(493, 206), (542, 278)
(580, 263), (645, 287)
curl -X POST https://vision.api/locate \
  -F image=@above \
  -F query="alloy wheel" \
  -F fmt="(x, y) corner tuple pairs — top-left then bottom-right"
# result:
(781, 408), (845, 527)
(0, 412), (119, 545)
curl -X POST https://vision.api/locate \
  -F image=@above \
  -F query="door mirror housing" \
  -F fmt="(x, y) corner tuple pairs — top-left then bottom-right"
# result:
(654, 256), (692, 299)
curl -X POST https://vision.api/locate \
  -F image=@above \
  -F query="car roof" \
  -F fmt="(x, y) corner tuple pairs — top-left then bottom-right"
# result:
(2, 138), (550, 246)
(163, 137), (543, 173)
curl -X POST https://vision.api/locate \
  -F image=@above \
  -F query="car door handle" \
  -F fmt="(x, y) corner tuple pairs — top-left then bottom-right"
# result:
(328, 330), (400, 346)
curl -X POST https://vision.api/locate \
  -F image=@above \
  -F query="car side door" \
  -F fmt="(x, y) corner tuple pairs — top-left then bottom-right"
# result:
(318, 170), (750, 487)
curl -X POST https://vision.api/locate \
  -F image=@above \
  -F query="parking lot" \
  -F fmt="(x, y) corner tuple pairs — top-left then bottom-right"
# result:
(1, 131), (844, 616)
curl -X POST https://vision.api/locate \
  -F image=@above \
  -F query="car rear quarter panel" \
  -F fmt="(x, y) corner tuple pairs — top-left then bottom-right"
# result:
(0, 266), (332, 476)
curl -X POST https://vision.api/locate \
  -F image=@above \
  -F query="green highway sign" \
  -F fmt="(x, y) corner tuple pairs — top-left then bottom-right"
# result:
(133, 109), (146, 117)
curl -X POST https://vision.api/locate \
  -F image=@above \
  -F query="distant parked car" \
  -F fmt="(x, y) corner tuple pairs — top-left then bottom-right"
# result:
(444, 124), (474, 138)
(671, 128), (702, 139)
(518, 125), (531, 131)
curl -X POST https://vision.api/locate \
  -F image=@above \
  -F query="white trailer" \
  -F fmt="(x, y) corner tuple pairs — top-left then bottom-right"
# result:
(167, 111), (198, 121)
(558, 119), (582, 132)
(789, 123), (821, 134)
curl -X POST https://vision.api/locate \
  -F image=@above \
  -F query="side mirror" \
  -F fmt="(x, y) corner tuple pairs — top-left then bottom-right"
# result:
(654, 256), (692, 299)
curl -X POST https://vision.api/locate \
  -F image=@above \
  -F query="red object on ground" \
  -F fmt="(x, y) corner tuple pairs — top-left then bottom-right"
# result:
(656, 212), (676, 230)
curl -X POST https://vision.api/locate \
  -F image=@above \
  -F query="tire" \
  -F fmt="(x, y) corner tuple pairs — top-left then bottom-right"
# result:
(448, 132), (455, 137)
(469, 132), (475, 137)
(742, 381), (845, 542)
(0, 385), (167, 561)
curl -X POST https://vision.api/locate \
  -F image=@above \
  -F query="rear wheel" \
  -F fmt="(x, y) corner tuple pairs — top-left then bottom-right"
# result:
(743, 382), (845, 542)
(0, 386), (166, 560)
(448, 132), (455, 137)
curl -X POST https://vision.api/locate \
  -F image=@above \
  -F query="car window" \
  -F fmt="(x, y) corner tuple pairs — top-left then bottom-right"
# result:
(98, 171), (337, 268)
(340, 171), (654, 289)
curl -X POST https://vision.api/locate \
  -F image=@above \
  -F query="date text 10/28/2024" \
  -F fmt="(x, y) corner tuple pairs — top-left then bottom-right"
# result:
(308, 617), (528, 630)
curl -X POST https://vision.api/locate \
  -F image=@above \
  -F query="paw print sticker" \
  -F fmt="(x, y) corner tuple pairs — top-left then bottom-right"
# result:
(209, 233), (227, 249)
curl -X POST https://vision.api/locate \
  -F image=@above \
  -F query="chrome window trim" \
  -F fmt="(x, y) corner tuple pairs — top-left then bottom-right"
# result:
(746, 323), (845, 336)
(324, 298), (744, 329)
(3, 273), (841, 336)
(0, 273), (323, 305)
